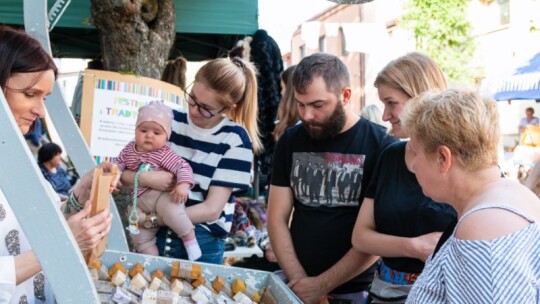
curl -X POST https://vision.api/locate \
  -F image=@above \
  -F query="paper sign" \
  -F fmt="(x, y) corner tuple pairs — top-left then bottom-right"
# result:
(80, 69), (184, 163)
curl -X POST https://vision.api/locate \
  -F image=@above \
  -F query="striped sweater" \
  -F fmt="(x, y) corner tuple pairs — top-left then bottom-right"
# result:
(115, 141), (194, 197)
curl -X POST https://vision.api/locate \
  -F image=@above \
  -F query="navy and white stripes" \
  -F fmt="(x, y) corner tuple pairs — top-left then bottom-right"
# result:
(407, 204), (540, 303)
(169, 110), (253, 237)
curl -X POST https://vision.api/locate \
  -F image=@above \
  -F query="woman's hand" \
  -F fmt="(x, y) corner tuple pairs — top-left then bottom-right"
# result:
(74, 162), (120, 203)
(67, 200), (112, 251)
(412, 231), (442, 261)
(139, 171), (176, 191)
(99, 162), (122, 192)
(121, 170), (176, 192)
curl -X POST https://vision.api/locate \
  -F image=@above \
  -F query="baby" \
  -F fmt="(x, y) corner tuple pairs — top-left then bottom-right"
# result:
(115, 101), (201, 260)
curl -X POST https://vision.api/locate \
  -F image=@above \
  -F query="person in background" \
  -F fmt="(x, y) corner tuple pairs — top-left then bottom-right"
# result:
(267, 53), (395, 304)
(360, 104), (385, 127)
(24, 117), (46, 156)
(270, 64), (299, 268)
(38, 142), (75, 199)
(115, 101), (200, 260)
(273, 65), (298, 141)
(403, 89), (540, 303)
(518, 106), (539, 136)
(122, 57), (261, 264)
(352, 52), (456, 303)
(0, 25), (113, 303)
(523, 159), (540, 192)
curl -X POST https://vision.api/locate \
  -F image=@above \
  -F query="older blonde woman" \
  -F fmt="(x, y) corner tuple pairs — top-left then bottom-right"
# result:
(402, 89), (540, 303)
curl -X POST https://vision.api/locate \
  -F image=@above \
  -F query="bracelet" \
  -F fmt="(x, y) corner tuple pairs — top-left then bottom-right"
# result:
(63, 190), (84, 214)
(145, 212), (158, 228)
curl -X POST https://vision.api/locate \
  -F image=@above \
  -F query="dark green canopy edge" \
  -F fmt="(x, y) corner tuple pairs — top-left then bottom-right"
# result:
(1, 0), (258, 61)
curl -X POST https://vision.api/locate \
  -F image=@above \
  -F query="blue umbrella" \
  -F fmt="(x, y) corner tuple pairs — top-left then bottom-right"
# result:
(494, 52), (540, 101)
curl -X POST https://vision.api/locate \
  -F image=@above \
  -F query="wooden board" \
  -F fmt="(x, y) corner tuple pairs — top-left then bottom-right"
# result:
(84, 166), (120, 264)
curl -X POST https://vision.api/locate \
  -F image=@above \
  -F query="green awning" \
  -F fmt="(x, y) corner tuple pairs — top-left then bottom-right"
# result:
(1, 0), (258, 61)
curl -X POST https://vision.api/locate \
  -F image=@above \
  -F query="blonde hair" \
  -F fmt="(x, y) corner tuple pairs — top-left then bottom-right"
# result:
(360, 104), (384, 126)
(195, 57), (262, 154)
(375, 52), (448, 99)
(273, 65), (298, 140)
(401, 89), (500, 171)
(375, 52), (448, 137)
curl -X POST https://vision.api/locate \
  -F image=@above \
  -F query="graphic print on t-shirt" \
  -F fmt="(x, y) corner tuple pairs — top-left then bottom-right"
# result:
(291, 152), (365, 207)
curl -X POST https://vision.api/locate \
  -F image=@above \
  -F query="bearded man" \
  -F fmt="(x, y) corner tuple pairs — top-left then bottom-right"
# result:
(267, 53), (396, 304)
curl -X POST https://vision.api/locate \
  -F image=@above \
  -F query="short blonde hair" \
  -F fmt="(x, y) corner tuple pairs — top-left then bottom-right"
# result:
(401, 89), (500, 171)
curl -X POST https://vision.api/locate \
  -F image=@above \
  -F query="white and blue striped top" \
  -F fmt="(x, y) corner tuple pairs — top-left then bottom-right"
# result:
(168, 110), (253, 238)
(407, 204), (540, 304)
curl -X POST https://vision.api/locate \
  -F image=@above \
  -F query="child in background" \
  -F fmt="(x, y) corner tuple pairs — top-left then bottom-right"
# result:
(115, 101), (201, 260)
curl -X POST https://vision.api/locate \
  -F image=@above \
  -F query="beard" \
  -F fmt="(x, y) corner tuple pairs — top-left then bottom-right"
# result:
(302, 101), (347, 140)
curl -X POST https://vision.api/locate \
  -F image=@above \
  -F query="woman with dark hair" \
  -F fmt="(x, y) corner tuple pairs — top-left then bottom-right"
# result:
(0, 26), (114, 303)
(38, 142), (75, 198)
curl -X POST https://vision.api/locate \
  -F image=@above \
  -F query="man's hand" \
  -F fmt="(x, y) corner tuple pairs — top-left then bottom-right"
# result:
(288, 276), (329, 304)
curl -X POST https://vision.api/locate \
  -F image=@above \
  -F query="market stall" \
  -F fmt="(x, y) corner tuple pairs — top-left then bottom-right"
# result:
(0, 1), (300, 302)
(492, 52), (540, 102)
(489, 52), (540, 189)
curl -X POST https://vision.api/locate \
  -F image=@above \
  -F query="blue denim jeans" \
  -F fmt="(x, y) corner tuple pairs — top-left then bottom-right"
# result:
(156, 225), (225, 264)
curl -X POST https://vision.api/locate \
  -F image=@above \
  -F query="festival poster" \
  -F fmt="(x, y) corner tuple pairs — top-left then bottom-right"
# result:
(80, 69), (184, 163)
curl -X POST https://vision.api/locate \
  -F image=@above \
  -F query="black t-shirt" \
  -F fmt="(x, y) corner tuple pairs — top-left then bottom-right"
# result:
(365, 141), (457, 273)
(271, 118), (396, 294)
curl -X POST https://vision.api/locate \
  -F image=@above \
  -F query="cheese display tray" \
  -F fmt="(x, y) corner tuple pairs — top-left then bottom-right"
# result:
(100, 250), (301, 303)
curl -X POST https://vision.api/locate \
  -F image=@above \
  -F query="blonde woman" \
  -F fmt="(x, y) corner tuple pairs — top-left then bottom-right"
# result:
(403, 89), (540, 303)
(352, 52), (456, 303)
(123, 57), (261, 264)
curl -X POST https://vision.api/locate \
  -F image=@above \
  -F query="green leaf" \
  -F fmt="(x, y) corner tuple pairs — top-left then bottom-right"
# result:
(399, 0), (476, 83)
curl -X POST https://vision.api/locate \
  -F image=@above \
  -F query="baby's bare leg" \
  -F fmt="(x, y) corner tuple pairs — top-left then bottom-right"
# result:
(155, 192), (201, 260)
(130, 191), (162, 255)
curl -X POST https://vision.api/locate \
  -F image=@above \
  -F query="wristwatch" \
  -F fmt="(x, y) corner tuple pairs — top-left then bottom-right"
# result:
(143, 212), (158, 229)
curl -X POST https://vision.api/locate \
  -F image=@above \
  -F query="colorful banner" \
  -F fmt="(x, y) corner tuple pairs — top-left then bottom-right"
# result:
(80, 69), (184, 163)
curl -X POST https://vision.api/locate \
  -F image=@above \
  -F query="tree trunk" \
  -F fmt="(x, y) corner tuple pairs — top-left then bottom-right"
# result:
(91, 0), (176, 79)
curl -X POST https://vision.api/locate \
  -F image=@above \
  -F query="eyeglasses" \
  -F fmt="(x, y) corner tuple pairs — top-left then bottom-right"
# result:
(184, 83), (227, 118)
